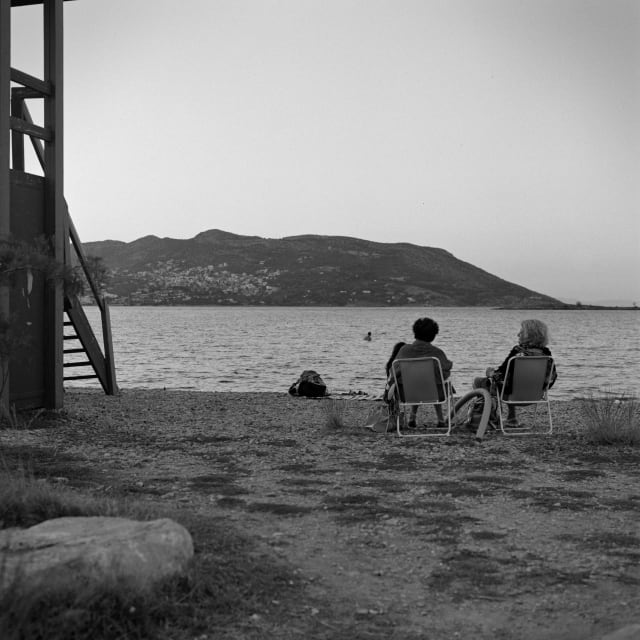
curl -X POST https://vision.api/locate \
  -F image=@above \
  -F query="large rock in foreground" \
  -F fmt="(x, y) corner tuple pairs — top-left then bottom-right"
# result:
(0, 516), (193, 597)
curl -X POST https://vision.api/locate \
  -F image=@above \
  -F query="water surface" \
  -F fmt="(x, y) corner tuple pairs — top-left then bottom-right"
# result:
(78, 306), (639, 400)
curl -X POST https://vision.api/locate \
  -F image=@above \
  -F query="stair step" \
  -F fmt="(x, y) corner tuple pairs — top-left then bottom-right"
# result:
(63, 291), (117, 394)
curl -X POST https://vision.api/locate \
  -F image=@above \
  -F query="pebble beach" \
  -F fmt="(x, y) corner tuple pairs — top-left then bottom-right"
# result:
(2, 388), (639, 639)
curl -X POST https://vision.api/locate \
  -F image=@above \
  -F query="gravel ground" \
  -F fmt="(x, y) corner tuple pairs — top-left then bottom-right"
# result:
(1, 388), (639, 639)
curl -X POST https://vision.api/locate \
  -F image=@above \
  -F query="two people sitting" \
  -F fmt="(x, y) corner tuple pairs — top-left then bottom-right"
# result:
(384, 316), (557, 430)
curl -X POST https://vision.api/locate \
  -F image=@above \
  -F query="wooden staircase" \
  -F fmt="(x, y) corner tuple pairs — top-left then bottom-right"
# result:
(62, 214), (118, 395)
(63, 293), (117, 394)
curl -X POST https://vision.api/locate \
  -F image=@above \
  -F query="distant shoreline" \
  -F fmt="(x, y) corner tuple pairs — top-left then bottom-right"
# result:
(496, 305), (639, 311)
(85, 301), (639, 311)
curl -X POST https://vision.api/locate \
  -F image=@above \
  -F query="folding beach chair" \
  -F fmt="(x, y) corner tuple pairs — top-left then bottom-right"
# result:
(496, 355), (555, 435)
(389, 357), (453, 438)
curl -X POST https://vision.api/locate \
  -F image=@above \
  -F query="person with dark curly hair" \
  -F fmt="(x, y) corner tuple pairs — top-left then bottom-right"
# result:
(389, 317), (453, 428)
(473, 318), (557, 427)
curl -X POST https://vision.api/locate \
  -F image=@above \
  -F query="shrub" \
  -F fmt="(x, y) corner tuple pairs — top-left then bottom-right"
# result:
(0, 236), (85, 426)
(579, 390), (640, 445)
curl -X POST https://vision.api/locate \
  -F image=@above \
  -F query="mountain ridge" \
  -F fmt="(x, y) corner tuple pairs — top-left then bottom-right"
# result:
(82, 229), (564, 308)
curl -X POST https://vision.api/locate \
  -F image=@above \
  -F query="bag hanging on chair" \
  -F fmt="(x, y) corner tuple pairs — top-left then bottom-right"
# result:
(363, 405), (390, 432)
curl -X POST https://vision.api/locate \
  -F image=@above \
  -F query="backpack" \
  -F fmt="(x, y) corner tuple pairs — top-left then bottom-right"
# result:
(288, 370), (327, 398)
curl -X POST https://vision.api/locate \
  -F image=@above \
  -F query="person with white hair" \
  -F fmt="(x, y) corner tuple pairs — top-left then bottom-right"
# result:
(473, 319), (558, 428)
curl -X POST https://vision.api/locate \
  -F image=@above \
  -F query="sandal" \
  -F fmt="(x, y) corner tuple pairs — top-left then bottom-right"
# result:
(505, 418), (521, 428)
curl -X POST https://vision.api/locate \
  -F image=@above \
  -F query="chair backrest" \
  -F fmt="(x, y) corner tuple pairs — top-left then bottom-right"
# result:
(391, 357), (446, 403)
(502, 356), (554, 402)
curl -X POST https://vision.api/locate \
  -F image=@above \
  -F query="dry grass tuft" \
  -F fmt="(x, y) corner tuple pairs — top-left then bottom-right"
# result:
(322, 397), (349, 430)
(579, 390), (640, 445)
(0, 451), (155, 529)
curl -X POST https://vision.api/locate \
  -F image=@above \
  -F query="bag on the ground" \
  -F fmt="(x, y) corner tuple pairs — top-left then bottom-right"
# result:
(465, 396), (498, 430)
(288, 370), (327, 398)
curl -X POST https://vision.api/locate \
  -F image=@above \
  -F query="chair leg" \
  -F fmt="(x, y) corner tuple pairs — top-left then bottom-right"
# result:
(497, 397), (507, 434)
(546, 400), (553, 434)
(395, 403), (452, 438)
(499, 400), (553, 436)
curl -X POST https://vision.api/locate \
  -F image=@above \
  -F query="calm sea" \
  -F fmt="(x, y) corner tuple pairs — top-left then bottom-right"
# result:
(79, 306), (640, 401)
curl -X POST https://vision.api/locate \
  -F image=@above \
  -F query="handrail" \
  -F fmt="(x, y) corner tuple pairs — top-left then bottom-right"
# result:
(10, 67), (52, 96)
(67, 211), (105, 313)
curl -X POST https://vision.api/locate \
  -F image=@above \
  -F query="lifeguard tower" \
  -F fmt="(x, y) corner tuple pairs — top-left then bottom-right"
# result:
(1, 0), (117, 411)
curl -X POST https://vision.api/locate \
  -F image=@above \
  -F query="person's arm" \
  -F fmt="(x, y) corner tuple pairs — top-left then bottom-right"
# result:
(437, 349), (453, 379)
(548, 362), (558, 388)
(494, 346), (520, 379)
(543, 348), (558, 388)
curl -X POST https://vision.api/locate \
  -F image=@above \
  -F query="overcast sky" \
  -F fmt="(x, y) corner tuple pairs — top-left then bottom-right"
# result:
(10, 0), (640, 304)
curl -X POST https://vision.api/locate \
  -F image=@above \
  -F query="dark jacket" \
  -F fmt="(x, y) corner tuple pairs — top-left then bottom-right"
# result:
(493, 344), (557, 394)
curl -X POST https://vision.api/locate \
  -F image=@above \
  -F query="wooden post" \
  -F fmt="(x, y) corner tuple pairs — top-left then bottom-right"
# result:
(11, 95), (26, 171)
(0, 1), (11, 412)
(101, 299), (118, 395)
(0, 3), (10, 227)
(0, 2), (10, 227)
(43, 0), (64, 409)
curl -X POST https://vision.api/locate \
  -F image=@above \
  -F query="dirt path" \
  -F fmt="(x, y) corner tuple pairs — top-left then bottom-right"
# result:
(2, 389), (639, 639)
